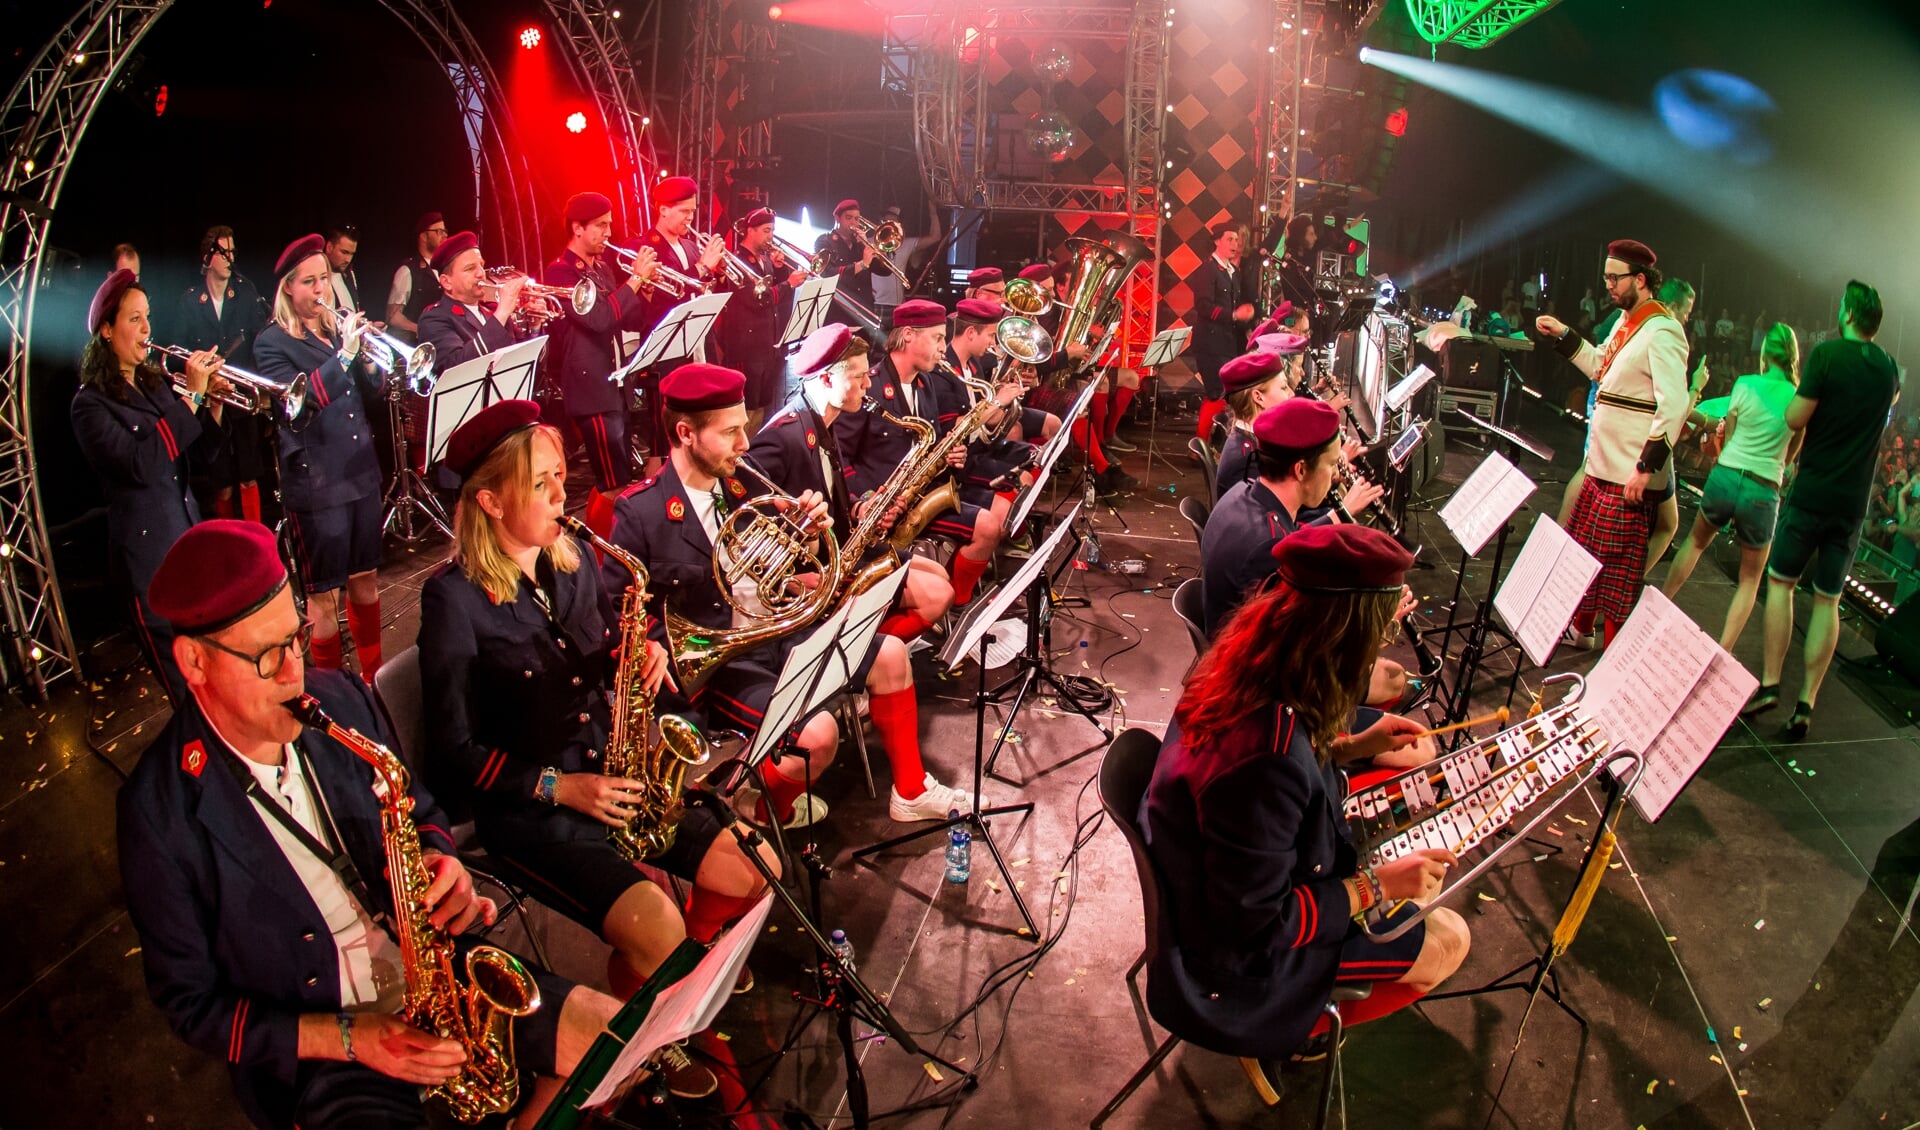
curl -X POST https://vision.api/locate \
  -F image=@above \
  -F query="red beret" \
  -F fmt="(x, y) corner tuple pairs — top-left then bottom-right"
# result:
(1253, 330), (1310, 356)
(792, 323), (854, 378)
(661, 362), (746, 412)
(149, 520), (289, 633)
(1253, 397), (1339, 452)
(955, 298), (1004, 325)
(1606, 239), (1657, 269)
(88, 268), (138, 334)
(565, 192), (613, 226)
(414, 211), (444, 234)
(833, 198), (861, 217)
(1017, 264), (1053, 282)
(1220, 350), (1285, 394)
(1250, 301), (1296, 338)
(443, 398), (541, 483)
(1272, 523), (1414, 594)
(741, 207), (775, 229)
(655, 176), (697, 206)
(966, 267), (1004, 287)
(274, 234), (326, 279)
(429, 231), (479, 276)
(891, 298), (947, 329)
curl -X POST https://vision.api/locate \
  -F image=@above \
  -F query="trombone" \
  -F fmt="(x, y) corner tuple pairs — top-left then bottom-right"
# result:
(148, 342), (309, 421)
(851, 216), (906, 279)
(693, 229), (772, 300)
(606, 242), (708, 299)
(330, 306), (437, 396)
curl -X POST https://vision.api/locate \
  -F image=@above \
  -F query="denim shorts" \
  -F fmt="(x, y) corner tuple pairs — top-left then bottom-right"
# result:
(1698, 464), (1780, 549)
(1766, 502), (1864, 597)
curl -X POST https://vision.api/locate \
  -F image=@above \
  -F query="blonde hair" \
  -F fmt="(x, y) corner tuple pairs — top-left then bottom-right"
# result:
(1760, 322), (1800, 384)
(272, 262), (339, 340)
(454, 424), (581, 605)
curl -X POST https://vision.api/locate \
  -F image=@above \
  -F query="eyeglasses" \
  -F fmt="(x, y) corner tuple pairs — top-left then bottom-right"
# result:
(1602, 271), (1636, 285)
(198, 622), (315, 679)
(426, 226), (449, 236)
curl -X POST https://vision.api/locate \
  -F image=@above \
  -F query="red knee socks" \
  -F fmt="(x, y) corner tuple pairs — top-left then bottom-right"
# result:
(1196, 398), (1225, 442)
(309, 628), (344, 671)
(1106, 386), (1136, 440)
(1308, 982), (1427, 1037)
(949, 550), (991, 606)
(239, 481), (262, 524)
(684, 888), (761, 944)
(1089, 390), (1110, 443)
(868, 687), (927, 799)
(879, 610), (932, 641)
(755, 756), (812, 824)
(347, 599), (383, 684)
(213, 492), (236, 520)
(1070, 420), (1110, 473)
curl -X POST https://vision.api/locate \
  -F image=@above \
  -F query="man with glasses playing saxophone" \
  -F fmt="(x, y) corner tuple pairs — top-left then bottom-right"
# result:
(117, 520), (636, 1129)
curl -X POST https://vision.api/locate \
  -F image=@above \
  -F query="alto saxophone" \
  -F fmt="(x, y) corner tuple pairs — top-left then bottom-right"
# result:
(286, 695), (541, 1124)
(558, 515), (711, 859)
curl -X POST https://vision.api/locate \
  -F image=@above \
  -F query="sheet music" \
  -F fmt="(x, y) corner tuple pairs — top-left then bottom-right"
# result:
(781, 275), (840, 345)
(1626, 650), (1757, 823)
(1493, 516), (1601, 667)
(583, 893), (774, 1109)
(1384, 364), (1436, 411)
(1141, 327), (1192, 368)
(423, 335), (546, 466)
(1582, 588), (1713, 759)
(617, 290), (733, 380)
(1437, 452), (1535, 556)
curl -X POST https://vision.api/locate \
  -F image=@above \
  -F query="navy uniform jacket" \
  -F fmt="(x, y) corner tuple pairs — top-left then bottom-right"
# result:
(418, 545), (617, 831)
(416, 294), (515, 373)
(1216, 424), (1256, 499)
(749, 404), (857, 545)
(1201, 478), (1303, 637)
(812, 228), (890, 318)
(603, 461), (750, 638)
(714, 246), (791, 364)
(832, 353), (941, 497)
(174, 274), (265, 368)
(1141, 706), (1359, 1058)
(541, 252), (655, 417)
(116, 669), (459, 1129)
(252, 324), (385, 512)
(1190, 258), (1246, 360)
(70, 378), (220, 592)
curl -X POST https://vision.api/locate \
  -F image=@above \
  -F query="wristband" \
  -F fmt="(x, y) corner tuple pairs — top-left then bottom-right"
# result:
(186, 390), (206, 409)
(337, 1012), (356, 1062)
(536, 765), (561, 805)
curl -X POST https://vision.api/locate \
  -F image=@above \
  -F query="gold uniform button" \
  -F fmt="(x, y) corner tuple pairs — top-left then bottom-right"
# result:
(577, 712), (591, 723)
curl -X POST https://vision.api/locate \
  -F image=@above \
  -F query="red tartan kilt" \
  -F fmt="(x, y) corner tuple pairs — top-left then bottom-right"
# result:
(1565, 476), (1651, 624)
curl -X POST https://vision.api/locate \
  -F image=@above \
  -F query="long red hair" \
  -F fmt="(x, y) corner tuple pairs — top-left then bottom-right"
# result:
(1175, 580), (1396, 756)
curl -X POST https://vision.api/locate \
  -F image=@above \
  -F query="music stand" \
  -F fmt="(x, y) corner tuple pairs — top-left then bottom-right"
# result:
(612, 291), (733, 385)
(781, 275), (840, 345)
(1136, 327), (1191, 484)
(423, 336), (546, 468)
(853, 504), (1095, 940)
(1005, 374), (1099, 541)
(1430, 446), (1537, 732)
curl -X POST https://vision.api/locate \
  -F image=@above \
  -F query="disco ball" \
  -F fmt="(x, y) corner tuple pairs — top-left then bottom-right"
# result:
(1027, 112), (1075, 161)
(1035, 43), (1073, 82)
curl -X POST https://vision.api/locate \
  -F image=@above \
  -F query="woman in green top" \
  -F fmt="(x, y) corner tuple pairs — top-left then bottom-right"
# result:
(1660, 323), (1804, 648)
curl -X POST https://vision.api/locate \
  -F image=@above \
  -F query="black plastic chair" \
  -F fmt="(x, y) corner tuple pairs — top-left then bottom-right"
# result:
(1092, 728), (1368, 1128)
(1172, 578), (1209, 675)
(1187, 436), (1219, 508)
(374, 645), (551, 968)
(1177, 494), (1208, 547)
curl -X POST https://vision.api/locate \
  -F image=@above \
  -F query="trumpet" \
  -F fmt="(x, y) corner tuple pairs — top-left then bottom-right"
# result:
(330, 306), (437, 396)
(480, 268), (597, 330)
(693, 229), (772, 300)
(606, 242), (708, 299)
(149, 342), (309, 421)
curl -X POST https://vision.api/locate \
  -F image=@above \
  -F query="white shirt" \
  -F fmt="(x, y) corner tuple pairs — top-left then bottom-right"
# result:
(684, 481), (723, 546)
(388, 264), (413, 310)
(208, 283), (226, 321)
(231, 739), (405, 1012)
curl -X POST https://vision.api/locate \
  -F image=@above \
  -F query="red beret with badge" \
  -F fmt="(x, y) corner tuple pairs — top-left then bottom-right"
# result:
(273, 234), (327, 280)
(834, 198), (861, 217)
(955, 297), (1005, 325)
(1606, 238), (1657, 269)
(1016, 264), (1052, 282)
(1271, 523), (1414, 594)
(429, 231), (479, 276)
(149, 520), (290, 633)
(564, 192), (613, 226)
(661, 362), (747, 412)
(442, 398), (542, 484)
(792, 323), (855, 379)
(1219, 350), (1286, 395)
(890, 298), (947, 329)
(1252, 397), (1339, 452)
(655, 176), (698, 207)
(966, 267), (1004, 287)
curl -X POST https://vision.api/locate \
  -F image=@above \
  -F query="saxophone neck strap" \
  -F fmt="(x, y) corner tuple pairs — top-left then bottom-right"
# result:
(216, 738), (388, 932)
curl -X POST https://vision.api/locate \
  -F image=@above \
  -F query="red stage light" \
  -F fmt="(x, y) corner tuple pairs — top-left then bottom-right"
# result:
(768, 5), (782, 19)
(520, 26), (542, 49)
(154, 84), (168, 117)
(1384, 107), (1408, 137)
(566, 111), (588, 134)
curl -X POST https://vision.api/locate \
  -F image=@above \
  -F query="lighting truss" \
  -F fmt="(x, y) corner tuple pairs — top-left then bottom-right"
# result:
(541, 0), (661, 235)
(1402, 0), (1563, 49)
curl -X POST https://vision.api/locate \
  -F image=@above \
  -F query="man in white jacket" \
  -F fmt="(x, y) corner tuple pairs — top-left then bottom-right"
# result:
(1535, 239), (1690, 647)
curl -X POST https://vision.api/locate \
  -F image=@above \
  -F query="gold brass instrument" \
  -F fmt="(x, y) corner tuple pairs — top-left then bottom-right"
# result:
(1049, 230), (1151, 382)
(481, 268), (597, 332)
(147, 342), (308, 421)
(606, 242), (709, 300)
(285, 695), (541, 1123)
(330, 305), (438, 396)
(768, 231), (830, 279)
(694, 229), (771, 299)
(980, 316), (1055, 443)
(851, 216), (907, 279)
(556, 515), (711, 858)
(1341, 674), (1636, 942)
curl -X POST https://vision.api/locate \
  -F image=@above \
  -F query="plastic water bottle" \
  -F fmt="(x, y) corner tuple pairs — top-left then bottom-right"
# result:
(945, 822), (973, 884)
(828, 929), (856, 973)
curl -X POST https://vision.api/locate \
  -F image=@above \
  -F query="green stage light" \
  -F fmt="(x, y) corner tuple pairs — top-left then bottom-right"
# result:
(1403, 0), (1564, 50)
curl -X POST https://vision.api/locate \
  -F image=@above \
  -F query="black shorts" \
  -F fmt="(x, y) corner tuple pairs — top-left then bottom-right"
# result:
(478, 801), (727, 935)
(1767, 502), (1865, 597)
(285, 495), (383, 593)
(1333, 900), (1427, 987)
(1019, 405), (1051, 439)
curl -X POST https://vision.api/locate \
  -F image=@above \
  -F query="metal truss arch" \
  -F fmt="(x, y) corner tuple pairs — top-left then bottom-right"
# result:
(540, 0), (656, 235)
(1403, 0), (1563, 49)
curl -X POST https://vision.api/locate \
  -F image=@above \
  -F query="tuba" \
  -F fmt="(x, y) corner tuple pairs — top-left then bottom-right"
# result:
(285, 696), (541, 1123)
(557, 516), (711, 859)
(666, 460), (848, 693)
(1049, 230), (1152, 382)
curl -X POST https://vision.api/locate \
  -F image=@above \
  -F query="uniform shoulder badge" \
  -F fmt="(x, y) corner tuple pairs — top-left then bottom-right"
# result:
(726, 477), (746, 499)
(181, 739), (207, 778)
(666, 496), (686, 522)
(619, 475), (657, 500)
(805, 429), (818, 449)
(883, 384), (895, 400)
(198, 292), (208, 304)
(451, 304), (466, 317)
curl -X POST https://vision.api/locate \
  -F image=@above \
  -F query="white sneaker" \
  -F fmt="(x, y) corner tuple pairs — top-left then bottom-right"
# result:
(731, 785), (831, 829)
(888, 775), (977, 822)
(1561, 624), (1596, 650)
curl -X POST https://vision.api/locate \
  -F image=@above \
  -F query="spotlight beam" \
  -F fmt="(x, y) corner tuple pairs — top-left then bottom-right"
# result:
(1403, 164), (1614, 287)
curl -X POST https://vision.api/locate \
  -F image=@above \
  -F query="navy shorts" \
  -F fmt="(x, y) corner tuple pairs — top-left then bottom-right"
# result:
(1020, 405), (1051, 439)
(479, 801), (727, 935)
(1698, 464), (1780, 549)
(286, 494), (383, 593)
(1767, 503), (1864, 597)
(1334, 900), (1428, 987)
(927, 500), (986, 543)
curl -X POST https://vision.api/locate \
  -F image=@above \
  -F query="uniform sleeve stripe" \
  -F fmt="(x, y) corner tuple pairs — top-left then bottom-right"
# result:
(308, 369), (330, 408)
(155, 418), (179, 461)
(475, 749), (504, 789)
(228, 997), (250, 1062)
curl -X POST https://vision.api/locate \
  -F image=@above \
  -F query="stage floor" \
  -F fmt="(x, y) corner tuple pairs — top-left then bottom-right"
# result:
(2, 404), (1916, 1129)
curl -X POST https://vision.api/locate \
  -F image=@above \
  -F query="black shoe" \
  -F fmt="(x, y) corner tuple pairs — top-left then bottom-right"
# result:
(1741, 684), (1781, 717)
(1785, 701), (1812, 740)
(1100, 466), (1140, 493)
